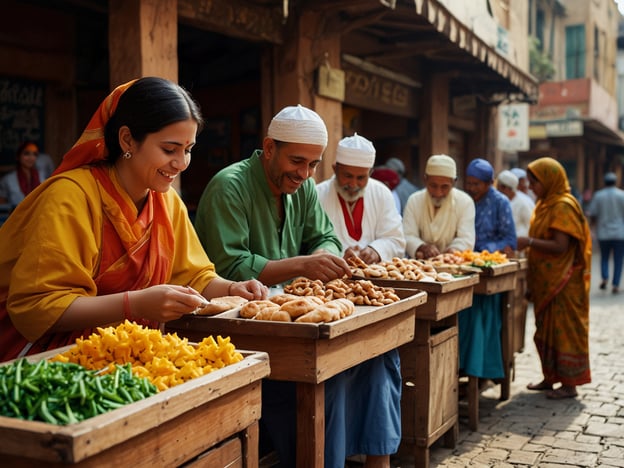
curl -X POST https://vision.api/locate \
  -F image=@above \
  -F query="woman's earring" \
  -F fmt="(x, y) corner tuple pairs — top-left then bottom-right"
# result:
(122, 151), (132, 160)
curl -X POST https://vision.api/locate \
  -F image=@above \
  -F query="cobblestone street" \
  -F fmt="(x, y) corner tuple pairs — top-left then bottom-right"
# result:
(402, 249), (624, 468)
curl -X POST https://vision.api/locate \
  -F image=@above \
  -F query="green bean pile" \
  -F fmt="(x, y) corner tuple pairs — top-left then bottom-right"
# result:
(0, 358), (157, 425)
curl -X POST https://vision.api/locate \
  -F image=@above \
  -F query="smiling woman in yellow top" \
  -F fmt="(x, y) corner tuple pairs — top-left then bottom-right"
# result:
(0, 77), (267, 362)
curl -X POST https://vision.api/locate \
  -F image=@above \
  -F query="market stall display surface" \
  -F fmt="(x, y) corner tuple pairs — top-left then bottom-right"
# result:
(345, 255), (481, 467)
(0, 322), (269, 467)
(166, 279), (426, 467)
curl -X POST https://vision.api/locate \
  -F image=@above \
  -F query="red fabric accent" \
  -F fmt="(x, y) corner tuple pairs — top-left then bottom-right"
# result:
(338, 195), (364, 241)
(17, 168), (40, 196)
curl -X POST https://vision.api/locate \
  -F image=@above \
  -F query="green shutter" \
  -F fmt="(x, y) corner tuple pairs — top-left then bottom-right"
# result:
(565, 25), (585, 79)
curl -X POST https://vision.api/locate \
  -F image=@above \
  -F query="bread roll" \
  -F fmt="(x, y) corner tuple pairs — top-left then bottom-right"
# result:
(194, 296), (249, 316)
(268, 293), (300, 306)
(279, 296), (324, 318)
(254, 308), (292, 322)
(240, 300), (280, 318)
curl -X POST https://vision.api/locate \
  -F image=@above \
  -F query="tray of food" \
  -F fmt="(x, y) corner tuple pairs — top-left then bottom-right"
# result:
(348, 256), (479, 293)
(169, 277), (427, 340)
(0, 322), (269, 464)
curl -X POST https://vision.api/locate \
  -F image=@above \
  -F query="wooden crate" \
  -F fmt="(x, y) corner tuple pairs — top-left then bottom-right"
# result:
(399, 317), (458, 468)
(0, 348), (270, 467)
(363, 275), (479, 321)
(472, 262), (519, 295)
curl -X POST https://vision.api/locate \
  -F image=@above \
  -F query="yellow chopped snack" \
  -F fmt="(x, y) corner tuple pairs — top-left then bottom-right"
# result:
(51, 321), (243, 391)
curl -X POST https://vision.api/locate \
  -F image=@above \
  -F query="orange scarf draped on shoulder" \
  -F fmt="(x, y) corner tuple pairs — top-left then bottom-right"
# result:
(2, 79), (176, 358)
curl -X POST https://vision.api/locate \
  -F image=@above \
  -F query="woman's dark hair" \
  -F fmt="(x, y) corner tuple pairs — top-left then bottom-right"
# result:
(104, 77), (203, 163)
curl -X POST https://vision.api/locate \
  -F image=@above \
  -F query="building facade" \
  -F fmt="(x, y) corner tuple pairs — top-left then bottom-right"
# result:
(0, 0), (536, 210)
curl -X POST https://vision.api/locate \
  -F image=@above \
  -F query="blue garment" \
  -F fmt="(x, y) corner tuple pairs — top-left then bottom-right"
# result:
(325, 350), (402, 465)
(598, 240), (624, 287)
(458, 294), (504, 378)
(473, 187), (517, 252)
(459, 187), (516, 379)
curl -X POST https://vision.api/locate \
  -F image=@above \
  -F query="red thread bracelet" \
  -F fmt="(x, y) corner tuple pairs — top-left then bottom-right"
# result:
(123, 291), (133, 321)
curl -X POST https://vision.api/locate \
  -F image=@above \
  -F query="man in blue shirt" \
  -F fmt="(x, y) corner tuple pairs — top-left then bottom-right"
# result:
(460, 158), (516, 379)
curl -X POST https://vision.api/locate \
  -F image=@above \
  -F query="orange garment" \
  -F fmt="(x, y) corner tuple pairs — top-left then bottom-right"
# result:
(527, 157), (592, 386)
(0, 79), (215, 361)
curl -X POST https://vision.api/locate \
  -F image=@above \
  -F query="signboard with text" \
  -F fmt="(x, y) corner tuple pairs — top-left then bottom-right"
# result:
(0, 78), (45, 167)
(498, 103), (529, 151)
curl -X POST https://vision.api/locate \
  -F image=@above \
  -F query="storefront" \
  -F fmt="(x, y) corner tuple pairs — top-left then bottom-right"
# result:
(0, 0), (537, 208)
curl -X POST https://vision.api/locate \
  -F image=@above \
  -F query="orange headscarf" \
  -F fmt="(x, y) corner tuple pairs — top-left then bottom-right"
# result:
(53, 79), (137, 175)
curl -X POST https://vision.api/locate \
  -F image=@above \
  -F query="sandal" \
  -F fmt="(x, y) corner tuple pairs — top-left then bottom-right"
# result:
(527, 381), (553, 391)
(546, 386), (577, 400)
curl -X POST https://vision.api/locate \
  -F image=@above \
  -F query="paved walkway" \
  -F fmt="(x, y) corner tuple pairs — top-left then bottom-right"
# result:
(395, 250), (624, 468)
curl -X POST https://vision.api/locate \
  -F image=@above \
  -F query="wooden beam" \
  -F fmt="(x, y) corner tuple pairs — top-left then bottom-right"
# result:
(177, 0), (284, 44)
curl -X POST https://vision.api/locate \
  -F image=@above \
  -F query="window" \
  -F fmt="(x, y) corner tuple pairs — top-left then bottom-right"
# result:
(565, 24), (586, 79)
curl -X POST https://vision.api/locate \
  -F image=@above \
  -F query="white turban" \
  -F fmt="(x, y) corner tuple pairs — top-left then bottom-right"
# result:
(267, 104), (328, 147)
(497, 170), (519, 191)
(335, 133), (376, 168)
(425, 154), (456, 179)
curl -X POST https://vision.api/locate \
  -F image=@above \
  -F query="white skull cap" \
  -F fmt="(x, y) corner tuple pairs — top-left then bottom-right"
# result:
(497, 170), (519, 191)
(335, 133), (376, 168)
(267, 104), (328, 147)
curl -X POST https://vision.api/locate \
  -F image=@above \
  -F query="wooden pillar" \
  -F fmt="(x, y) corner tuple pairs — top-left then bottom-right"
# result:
(419, 72), (449, 180)
(108, 0), (178, 87)
(108, 0), (179, 190)
(267, 10), (342, 182)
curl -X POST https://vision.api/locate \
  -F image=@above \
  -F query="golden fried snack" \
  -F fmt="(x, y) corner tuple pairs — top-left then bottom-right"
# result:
(269, 293), (300, 306)
(330, 298), (356, 318)
(194, 296), (249, 316)
(254, 308), (292, 322)
(240, 300), (280, 319)
(295, 304), (341, 323)
(279, 296), (324, 318)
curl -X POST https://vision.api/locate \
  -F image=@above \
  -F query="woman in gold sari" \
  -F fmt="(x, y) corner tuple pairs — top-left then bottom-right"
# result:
(517, 157), (591, 399)
(0, 77), (267, 362)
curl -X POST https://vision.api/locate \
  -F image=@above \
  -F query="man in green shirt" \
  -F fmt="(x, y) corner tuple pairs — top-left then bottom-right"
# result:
(195, 105), (399, 468)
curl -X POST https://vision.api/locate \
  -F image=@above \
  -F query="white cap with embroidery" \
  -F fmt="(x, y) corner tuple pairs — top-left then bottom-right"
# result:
(335, 133), (376, 168)
(267, 104), (328, 147)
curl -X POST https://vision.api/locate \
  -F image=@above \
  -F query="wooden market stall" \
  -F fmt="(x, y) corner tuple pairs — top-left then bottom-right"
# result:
(359, 274), (479, 467)
(464, 261), (520, 431)
(0, 348), (270, 467)
(166, 289), (426, 468)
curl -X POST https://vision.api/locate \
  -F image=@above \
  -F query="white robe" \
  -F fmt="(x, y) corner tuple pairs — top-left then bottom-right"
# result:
(510, 190), (535, 238)
(316, 177), (406, 261)
(403, 188), (475, 257)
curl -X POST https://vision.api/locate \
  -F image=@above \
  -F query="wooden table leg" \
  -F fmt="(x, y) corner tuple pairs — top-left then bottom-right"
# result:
(443, 421), (459, 448)
(297, 382), (325, 468)
(468, 375), (479, 431)
(500, 291), (513, 401)
(242, 421), (259, 468)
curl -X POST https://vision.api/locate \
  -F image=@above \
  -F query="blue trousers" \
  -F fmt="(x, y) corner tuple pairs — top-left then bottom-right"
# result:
(259, 351), (402, 468)
(599, 239), (624, 287)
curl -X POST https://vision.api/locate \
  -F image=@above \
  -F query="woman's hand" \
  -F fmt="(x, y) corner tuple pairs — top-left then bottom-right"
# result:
(129, 285), (209, 322)
(517, 236), (530, 250)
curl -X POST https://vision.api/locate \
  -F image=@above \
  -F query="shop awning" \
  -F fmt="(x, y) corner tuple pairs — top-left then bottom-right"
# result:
(335, 0), (538, 101)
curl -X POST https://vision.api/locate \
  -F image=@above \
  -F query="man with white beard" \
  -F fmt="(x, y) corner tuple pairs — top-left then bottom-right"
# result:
(403, 154), (475, 259)
(316, 133), (406, 264)
(315, 132), (405, 467)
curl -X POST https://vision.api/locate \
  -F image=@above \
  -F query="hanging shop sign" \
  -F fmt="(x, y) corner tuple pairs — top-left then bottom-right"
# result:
(498, 103), (529, 151)
(342, 55), (419, 118)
